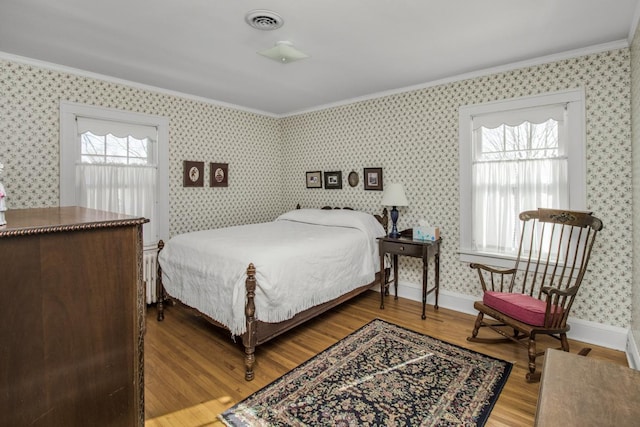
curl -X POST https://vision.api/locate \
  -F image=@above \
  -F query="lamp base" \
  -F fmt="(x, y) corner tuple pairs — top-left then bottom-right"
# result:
(389, 206), (400, 238)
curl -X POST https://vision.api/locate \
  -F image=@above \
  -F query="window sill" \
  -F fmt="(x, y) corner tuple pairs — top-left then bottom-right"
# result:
(458, 250), (519, 269)
(459, 250), (580, 274)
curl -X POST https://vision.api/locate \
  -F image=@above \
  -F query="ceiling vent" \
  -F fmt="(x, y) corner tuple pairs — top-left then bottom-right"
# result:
(245, 10), (284, 31)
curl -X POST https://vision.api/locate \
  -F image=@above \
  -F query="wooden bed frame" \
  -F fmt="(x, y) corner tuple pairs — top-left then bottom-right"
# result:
(156, 206), (388, 381)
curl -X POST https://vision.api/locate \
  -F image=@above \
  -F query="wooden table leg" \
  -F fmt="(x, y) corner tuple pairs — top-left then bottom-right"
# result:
(379, 249), (385, 309)
(393, 254), (399, 299)
(434, 252), (440, 310)
(422, 257), (427, 319)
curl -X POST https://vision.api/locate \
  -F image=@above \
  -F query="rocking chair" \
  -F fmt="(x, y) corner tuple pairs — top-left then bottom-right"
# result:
(467, 208), (603, 382)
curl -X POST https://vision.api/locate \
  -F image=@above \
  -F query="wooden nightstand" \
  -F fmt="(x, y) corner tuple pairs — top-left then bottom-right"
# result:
(378, 229), (441, 319)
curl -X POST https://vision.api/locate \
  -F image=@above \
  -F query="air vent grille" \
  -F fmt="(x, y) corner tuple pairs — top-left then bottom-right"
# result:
(245, 10), (284, 31)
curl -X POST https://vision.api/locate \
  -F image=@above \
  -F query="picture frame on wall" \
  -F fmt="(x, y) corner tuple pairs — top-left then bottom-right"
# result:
(364, 167), (383, 191)
(306, 171), (322, 188)
(210, 162), (228, 187)
(183, 160), (204, 187)
(324, 171), (342, 189)
(348, 170), (359, 187)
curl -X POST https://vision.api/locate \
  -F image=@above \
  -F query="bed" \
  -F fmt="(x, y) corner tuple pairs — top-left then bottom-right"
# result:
(156, 206), (388, 380)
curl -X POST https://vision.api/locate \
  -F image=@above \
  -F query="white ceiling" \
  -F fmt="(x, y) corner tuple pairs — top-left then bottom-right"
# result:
(1, 0), (639, 116)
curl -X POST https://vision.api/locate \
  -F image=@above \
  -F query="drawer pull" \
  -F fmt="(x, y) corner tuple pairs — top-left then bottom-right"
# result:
(399, 246), (404, 251)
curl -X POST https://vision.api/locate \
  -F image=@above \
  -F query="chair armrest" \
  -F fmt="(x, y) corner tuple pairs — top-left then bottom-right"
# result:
(542, 285), (579, 298)
(541, 285), (579, 327)
(470, 263), (517, 292)
(470, 263), (517, 275)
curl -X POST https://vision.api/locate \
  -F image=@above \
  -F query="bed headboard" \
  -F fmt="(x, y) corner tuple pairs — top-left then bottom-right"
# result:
(295, 204), (389, 234)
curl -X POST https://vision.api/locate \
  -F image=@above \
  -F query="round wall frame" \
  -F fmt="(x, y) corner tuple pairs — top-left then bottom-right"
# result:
(348, 171), (359, 187)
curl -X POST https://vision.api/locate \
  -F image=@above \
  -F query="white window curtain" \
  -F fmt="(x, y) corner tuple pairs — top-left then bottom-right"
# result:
(458, 89), (585, 267)
(471, 104), (566, 130)
(472, 157), (568, 254)
(76, 117), (158, 140)
(76, 164), (157, 246)
(470, 104), (568, 256)
(75, 117), (158, 247)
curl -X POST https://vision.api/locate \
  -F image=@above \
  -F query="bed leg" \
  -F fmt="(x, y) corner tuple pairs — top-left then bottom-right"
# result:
(244, 346), (255, 381)
(156, 240), (165, 321)
(157, 300), (164, 321)
(243, 263), (258, 381)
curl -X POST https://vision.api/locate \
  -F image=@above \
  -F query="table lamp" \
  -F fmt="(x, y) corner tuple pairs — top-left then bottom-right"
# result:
(381, 183), (408, 238)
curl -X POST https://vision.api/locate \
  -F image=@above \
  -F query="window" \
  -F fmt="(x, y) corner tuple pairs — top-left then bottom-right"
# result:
(80, 132), (151, 165)
(60, 102), (169, 248)
(459, 89), (586, 267)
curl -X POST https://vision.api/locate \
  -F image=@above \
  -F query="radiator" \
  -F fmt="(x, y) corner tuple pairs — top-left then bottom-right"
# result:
(143, 248), (158, 304)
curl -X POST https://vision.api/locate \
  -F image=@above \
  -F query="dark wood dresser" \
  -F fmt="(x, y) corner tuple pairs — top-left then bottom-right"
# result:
(0, 207), (147, 426)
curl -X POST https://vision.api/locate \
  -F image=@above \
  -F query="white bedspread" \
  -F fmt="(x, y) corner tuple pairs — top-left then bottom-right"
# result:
(158, 209), (385, 335)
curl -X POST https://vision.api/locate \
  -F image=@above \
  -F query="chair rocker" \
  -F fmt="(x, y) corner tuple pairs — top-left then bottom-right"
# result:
(467, 208), (603, 382)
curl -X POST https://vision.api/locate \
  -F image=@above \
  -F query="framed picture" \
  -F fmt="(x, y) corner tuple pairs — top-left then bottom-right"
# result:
(183, 160), (204, 187)
(348, 170), (359, 187)
(324, 171), (342, 189)
(210, 162), (228, 187)
(306, 171), (322, 188)
(364, 167), (383, 191)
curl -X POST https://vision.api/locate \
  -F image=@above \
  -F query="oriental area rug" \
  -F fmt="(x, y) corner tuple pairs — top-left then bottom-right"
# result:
(220, 319), (512, 426)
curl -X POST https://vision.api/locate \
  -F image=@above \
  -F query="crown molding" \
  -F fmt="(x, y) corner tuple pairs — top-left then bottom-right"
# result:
(629, 2), (640, 43)
(0, 39), (630, 121)
(0, 50), (279, 119)
(282, 39), (630, 118)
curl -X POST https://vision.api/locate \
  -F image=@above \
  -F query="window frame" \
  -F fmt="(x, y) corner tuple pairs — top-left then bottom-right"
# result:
(458, 88), (586, 268)
(60, 101), (169, 245)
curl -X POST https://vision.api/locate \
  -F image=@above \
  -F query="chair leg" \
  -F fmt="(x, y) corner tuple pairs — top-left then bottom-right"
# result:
(526, 335), (541, 382)
(578, 347), (592, 356)
(526, 371), (541, 382)
(560, 333), (570, 352)
(560, 332), (592, 358)
(470, 312), (484, 339)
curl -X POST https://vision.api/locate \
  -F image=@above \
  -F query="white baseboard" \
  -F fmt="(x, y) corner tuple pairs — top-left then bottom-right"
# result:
(388, 280), (629, 353)
(627, 331), (640, 370)
(567, 316), (628, 351)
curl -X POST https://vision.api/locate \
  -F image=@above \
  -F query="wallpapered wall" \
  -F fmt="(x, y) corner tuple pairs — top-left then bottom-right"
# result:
(0, 60), (283, 235)
(280, 49), (633, 328)
(0, 47), (633, 328)
(631, 26), (640, 346)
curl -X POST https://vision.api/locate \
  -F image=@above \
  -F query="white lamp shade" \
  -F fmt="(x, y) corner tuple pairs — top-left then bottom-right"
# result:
(381, 183), (408, 207)
(258, 41), (309, 63)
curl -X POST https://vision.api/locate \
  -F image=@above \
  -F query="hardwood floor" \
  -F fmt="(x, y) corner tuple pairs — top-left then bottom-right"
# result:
(144, 291), (628, 426)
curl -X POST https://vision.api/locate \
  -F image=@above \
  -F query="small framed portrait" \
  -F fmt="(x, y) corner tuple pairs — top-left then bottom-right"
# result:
(324, 171), (342, 189)
(210, 162), (228, 187)
(348, 170), (359, 187)
(364, 167), (383, 191)
(183, 160), (204, 187)
(306, 171), (322, 188)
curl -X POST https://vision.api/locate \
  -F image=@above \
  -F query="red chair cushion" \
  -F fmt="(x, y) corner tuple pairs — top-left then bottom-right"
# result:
(483, 291), (563, 327)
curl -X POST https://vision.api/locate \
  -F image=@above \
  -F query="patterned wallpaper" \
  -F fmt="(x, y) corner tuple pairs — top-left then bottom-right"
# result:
(631, 24), (640, 344)
(281, 49), (633, 328)
(0, 47), (633, 328)
(0, 60), (283, 236)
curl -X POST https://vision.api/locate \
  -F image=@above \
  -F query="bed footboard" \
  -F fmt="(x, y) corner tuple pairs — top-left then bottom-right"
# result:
(156, 257), (259, 381)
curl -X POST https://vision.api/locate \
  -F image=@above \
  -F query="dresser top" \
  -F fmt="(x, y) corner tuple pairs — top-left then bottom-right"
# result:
(0, 206), (147, 238)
